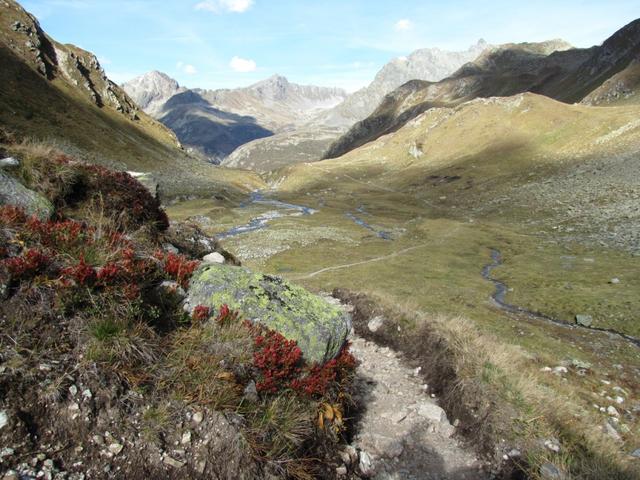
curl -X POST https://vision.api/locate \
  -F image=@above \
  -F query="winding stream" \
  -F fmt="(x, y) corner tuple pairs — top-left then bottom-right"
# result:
(217, 191), (317, 239)
(482, 249), (640, 348)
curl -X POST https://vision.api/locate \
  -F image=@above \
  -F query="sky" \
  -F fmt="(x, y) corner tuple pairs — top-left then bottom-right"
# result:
(22, 0), (640, 92)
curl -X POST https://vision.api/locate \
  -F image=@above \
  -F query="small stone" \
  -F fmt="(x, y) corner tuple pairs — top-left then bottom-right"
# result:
(544, 439), (560, 453)
(609, 278), (620, 284)
(0, 410), (7, 430)
(43, 459), (54, 469)
(195, 460), (207, 474)
(359, 450), (375, 477)
(344, 445), (358, 464)
(181, 431), (191, 445)
(0, 447), (15, 459)
(202, 252), (225, 264)
(630, 449), (640, 458)
(604, 422), (622, 442)
(163, 456), (185, 468)
(92, 435), (104, 446)
(413, 366), (422, 376)
(163, 243), (179, 254)
(37, 453), (46, 461)
(2, 471), (19, 480)
(336, 465), (347, 476)
(82, 389), (92, 399)
(540, 462), (562, 479)
(575, 314), (593, 327)
(508, 449), (521, 457)
(192, 411), (204, 424)
(367, 316), (385, 333)
(68, 402), (80, 412)
(243, 380), (258, 402)
(415, 402), (448, 424)
(607, 406), (620, 417)
(68, 385), (78, 396)
(0, 157), (19, 168)
(553, 366), (568, 375)
(571, 359), (591, 370)
(540, 367), (553, 372)
(108, 443), (124, 455)
(615, 396), (624, 404)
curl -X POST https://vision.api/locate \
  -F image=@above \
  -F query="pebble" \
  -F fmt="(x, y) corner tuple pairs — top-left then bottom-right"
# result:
(0, 410), (7, 430)
(82, 389), (92, 399)
(630, 449), (640, 458)
(604, 422), (622, 442)
(192, 411), (204, 424)
(68, 385), (78, 396)
(607, 406), (620, 417)
(181, 431), (191, 444)
(202, 252), (225, 264)
(609, 278), (620, 284)
(108, 443), (124, 455)
(544, 439), (560, 453)
(359, 450), (375, 477)
(367, 316), (385, 333)
(553, 366), (568, 375)
(163, 456), (185, 468)
(336, 465), (347, 476)
(540, 462), (562, 479)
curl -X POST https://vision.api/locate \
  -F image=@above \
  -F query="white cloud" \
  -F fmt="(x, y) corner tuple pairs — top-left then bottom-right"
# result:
(229, 56), (257, 72)
(394, 19), (413, 31)
(195, 0), (253, 13)
(177, 61), (198, 75)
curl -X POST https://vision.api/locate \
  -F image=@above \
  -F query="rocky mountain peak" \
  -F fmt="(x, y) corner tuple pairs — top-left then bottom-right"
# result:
(122, 71), (185, 116)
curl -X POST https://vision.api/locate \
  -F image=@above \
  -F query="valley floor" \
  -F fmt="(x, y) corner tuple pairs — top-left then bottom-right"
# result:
(168, 184), (640, 477)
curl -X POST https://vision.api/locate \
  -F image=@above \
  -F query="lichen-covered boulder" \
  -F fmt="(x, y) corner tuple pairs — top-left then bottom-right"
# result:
(0, 171), (53, 220)
(185, 264), (351, 364)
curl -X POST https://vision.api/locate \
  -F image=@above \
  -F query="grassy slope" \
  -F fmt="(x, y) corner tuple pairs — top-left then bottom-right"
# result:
(169, 93), (640, 477)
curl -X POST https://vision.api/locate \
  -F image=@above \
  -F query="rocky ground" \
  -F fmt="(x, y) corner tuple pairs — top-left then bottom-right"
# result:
(322, 296), (488, 480)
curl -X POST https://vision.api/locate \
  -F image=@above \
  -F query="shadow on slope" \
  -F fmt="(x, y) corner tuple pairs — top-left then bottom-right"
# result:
(160, 90), (274, 162)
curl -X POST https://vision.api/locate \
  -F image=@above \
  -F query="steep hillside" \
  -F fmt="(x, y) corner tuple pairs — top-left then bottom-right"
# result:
(221, 127), (343, 172)
(0, 0), (263, 198)
(122, 70), (186, 117)
(314, 40), (490, 128)
(325, 19), (640, 159)
(124, 73), (348, 163)
(582, 58), (640, 106)
(280, 93), (640, 251)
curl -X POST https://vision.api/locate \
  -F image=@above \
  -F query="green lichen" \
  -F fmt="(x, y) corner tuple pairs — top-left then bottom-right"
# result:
(187, 264), (350, 364)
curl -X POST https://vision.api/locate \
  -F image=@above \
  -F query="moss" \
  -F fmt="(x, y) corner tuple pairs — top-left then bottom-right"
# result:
(187, 264), (350, 364)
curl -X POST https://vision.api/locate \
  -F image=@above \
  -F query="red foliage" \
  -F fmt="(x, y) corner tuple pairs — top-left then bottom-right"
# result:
(290, 345), (356, 397)
(61, 257), (96, 286)
(253, 330), (303, 394)
(155, 251), (200, 289)
(215, 304), (240, 325)
(2, 248), (50, 277)
(192, 305), (211, 322)
(96, 262), (121, 285)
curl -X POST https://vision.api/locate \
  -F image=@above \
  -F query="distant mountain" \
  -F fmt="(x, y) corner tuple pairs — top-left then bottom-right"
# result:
(324, 20), (640, 159)
(313, 40), (491, 128)
(123, 73), (348, 162)
(0, 0), (263, 198)
(122, 71), (186, 117)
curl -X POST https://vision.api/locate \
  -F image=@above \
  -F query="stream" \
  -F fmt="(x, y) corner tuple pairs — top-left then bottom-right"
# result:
(482, 249), (640, 348)
(217, 191), (317, 239)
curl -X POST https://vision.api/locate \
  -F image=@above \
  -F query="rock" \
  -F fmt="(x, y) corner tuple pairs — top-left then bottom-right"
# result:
(575, 314), (593, 327)
(82, 389), (92, 399)
(163, 456), (185, 468)
(185, 264), (351, 363)
(108, 443), (124, 455)
(243, 380), (258, 402)
(0, 157), (19, 168)
(163, 243), (179, 254)
(553, 366), (568, 375)
(415, 401), (448, 424)
(540, 462), (563, 479)
(157, 280), (187, 304)
(630, 448), (640, 458)
(0, 410), (7, 430)
(358, 450), (375, 477)
(181, 431), (191, 444)
(544, 439), (560, 453)
(68, 385), (78, 396)
(367, 315), (385, 333)
(202, 252), (226, 265)
(570, 359), (591, 370)
(0, 171), (53, 220)
(336, 465), (347, 476)
(609, 278), (621, 284)
(2, 471), (19, 480)
(192, 411), (203, 424)
(604, 422), (622, 442)
(607, 406), (620, 417)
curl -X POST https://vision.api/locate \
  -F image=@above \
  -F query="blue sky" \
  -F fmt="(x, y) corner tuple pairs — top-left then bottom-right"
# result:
(22, 0), (640, 92)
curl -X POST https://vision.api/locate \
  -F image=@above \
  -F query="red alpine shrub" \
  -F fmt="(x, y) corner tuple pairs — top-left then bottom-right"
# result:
(192, 305), (211, 322)
(253, 330), (303, 394)
(2, 248), (50, 277)
(61, 257), (96, 286)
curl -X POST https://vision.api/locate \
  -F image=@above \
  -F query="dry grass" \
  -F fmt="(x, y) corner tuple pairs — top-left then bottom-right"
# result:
(338, 289), (640, 479)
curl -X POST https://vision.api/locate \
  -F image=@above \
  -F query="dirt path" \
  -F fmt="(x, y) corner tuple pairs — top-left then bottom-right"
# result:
(290, 245), (428, 280)
(346, 334), (487, 479)
(321, 296), (487, 479)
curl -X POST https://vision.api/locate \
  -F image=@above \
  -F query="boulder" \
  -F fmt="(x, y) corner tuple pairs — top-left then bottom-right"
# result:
(0, 171), (53, 220)
(575, 314), (593, 327)
(202, 252), (225, 264)
(0, 157), (19, 168)
(185, 264), (351, 364)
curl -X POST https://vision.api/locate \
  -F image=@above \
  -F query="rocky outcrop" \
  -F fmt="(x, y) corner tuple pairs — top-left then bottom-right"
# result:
(313, 40), (491, 128)
(0, 170), (53, 220)
(122, 71), (186, 117)
(185, 264), (351, 363)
